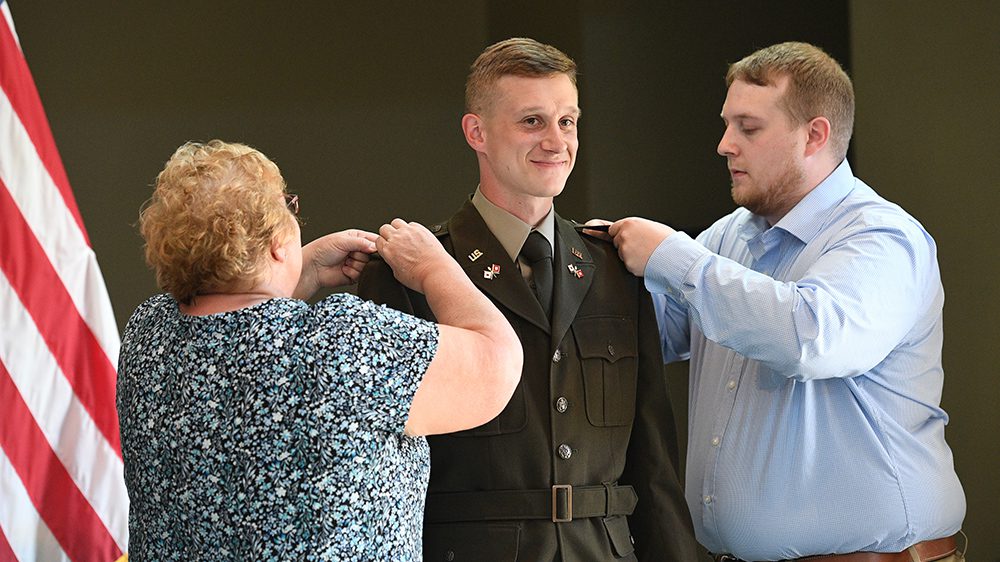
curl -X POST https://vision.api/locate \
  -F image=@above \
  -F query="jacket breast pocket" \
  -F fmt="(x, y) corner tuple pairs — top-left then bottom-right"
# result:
(573, 316), (638, 427)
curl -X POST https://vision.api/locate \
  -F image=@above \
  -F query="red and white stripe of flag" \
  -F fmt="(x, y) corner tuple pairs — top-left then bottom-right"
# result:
(0, 2), (129, 560)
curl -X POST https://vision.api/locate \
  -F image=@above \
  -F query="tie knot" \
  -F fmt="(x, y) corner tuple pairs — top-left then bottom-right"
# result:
(520, 231), (551, 263)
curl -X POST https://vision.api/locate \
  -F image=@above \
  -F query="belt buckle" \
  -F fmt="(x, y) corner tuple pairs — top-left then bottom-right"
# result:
(551, 484), (572, 522)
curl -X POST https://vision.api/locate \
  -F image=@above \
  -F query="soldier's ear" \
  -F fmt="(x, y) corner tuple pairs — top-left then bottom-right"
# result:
(462, 113), (486, 152)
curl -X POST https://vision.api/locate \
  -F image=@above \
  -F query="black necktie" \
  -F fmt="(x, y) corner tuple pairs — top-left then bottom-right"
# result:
(520, 230), (553, 319)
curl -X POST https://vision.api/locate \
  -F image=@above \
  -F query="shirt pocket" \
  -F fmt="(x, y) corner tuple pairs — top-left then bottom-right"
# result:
(573, 316), (638, 427)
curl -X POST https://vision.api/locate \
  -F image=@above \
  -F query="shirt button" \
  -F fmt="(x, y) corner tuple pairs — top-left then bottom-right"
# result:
(444, 550), (455, 561)
(555, 396), (569, 413)
(558, 443), (573, 459)
(711, 436), (721, 446)
(727, 380), (736, 390)
(432, 224), (442, 233)
(607, 344), (616, 356)
(552, 349), (562, 362)
(704, 495), (713, 505)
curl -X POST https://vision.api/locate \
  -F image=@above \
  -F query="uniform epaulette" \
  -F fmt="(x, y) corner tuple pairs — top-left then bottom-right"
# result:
(372, 221), (449, 261)
(428, 221), (450, 237)
(570, 219), (611, 238)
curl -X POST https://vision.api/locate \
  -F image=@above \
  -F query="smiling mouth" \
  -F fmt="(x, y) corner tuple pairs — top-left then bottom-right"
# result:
(531, 160), (569, 170)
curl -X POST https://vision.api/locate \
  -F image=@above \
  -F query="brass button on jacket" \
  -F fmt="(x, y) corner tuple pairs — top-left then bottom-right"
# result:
(555, 396), (569, 413)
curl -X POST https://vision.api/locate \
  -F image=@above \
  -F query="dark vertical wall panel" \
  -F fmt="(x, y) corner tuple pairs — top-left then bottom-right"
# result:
(580, 2), (850, 232)
(851, 1), (999, 555)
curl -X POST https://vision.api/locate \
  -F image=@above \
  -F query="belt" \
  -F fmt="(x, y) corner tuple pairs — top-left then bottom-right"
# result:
(714, 535), (958, 562)
(424, 483), (638, 523)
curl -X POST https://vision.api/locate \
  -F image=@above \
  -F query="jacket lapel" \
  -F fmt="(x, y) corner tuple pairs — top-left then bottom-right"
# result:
(550, 217), (595, 351)
(448, 201), (550, 334)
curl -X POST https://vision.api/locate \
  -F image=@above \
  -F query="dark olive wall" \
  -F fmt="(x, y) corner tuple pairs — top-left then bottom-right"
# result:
(850, 1), (1000, 556)
(12, 3), (491, 318)
(579, 3), (850, 232)
(8, 0), (995, 557)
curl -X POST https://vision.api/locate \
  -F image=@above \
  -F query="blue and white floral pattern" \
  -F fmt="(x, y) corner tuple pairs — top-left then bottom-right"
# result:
(117, 293), (438, 560)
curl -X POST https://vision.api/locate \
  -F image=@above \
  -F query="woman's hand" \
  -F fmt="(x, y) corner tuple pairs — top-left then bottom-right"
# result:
(294, 229), (378, 299)
(377, 219), (456, 294)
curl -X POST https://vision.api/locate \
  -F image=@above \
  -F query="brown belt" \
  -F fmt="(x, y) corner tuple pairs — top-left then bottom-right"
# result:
(714, 535), (958, 562)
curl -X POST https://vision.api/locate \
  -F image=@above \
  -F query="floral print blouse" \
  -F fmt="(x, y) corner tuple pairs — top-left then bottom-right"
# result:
(117, 293), (438, 560)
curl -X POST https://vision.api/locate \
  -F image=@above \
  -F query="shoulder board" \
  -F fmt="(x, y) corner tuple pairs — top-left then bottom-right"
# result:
(371, 220), (449, 260)
(571, 220), (611, 236)
(428, 221), (450, 238)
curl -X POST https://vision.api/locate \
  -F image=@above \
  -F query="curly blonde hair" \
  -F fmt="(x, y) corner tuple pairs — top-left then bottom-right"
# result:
(139, 140), (295, 304)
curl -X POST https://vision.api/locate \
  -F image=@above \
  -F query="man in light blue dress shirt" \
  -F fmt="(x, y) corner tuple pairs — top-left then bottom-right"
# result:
(596, 42), (966, 561)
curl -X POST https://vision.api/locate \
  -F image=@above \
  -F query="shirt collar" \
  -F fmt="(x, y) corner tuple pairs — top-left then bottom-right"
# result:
(472, 187), (555, 261)
(772, 159), (856, 244)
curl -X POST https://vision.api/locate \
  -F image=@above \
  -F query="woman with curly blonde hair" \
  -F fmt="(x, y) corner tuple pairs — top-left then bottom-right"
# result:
(117, 140), (522, 560)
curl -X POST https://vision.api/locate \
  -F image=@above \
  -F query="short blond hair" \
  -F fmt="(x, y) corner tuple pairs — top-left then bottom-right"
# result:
(465, 37), (577, 114)
(727, 41), (855, 162)
(139, 140), (293, 304)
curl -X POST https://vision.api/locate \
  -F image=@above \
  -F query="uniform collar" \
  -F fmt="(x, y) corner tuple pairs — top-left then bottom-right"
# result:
(472, 187), (556, 261)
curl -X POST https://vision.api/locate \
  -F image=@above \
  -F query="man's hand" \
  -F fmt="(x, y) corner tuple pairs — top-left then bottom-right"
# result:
(581, 218), (613, 242)
(295, 229), (378, 299)
(609, 217), (676, 277)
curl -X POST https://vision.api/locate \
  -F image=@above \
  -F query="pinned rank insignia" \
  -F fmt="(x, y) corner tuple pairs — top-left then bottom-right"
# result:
(483, 264), (501, 280)
(567, 264), (585, 279)
(468, 249), (484, 262)
(572, 247), (584, 260)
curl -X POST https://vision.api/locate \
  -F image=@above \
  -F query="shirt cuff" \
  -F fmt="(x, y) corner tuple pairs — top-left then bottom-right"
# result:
(643, 231), (710, 296)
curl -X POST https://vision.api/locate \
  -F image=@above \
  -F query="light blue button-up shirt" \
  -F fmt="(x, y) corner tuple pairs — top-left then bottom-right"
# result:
(645, 160), (965, 560)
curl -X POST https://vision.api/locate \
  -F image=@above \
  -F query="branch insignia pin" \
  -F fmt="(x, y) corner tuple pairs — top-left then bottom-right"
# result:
(483, 264), (501, 280)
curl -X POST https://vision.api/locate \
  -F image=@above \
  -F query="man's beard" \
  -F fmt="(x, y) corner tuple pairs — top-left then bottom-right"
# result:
(731, 158), (805, 220)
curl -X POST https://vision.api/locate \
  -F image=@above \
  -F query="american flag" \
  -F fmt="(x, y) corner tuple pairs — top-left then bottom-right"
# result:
(0, 1), (129, 560)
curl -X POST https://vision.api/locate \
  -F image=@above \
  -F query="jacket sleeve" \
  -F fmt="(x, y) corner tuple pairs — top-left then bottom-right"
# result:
(620, 280), (700, 561)
(357, 255), (433, 320)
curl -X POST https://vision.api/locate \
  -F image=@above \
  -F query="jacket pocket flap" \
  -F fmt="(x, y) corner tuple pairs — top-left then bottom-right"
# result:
(603, 515), (636, 557)
(572, 316), (636, 363)
(424, 522), (520, 560)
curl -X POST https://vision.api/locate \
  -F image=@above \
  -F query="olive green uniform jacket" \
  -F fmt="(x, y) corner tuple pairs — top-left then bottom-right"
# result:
(358, 201), (697, 561)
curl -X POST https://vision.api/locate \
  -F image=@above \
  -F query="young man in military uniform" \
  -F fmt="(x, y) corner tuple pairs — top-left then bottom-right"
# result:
(358, 38), (697, 561)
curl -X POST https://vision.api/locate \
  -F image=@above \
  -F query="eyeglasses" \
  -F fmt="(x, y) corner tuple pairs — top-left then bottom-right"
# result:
(284, 193), (299, 216)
